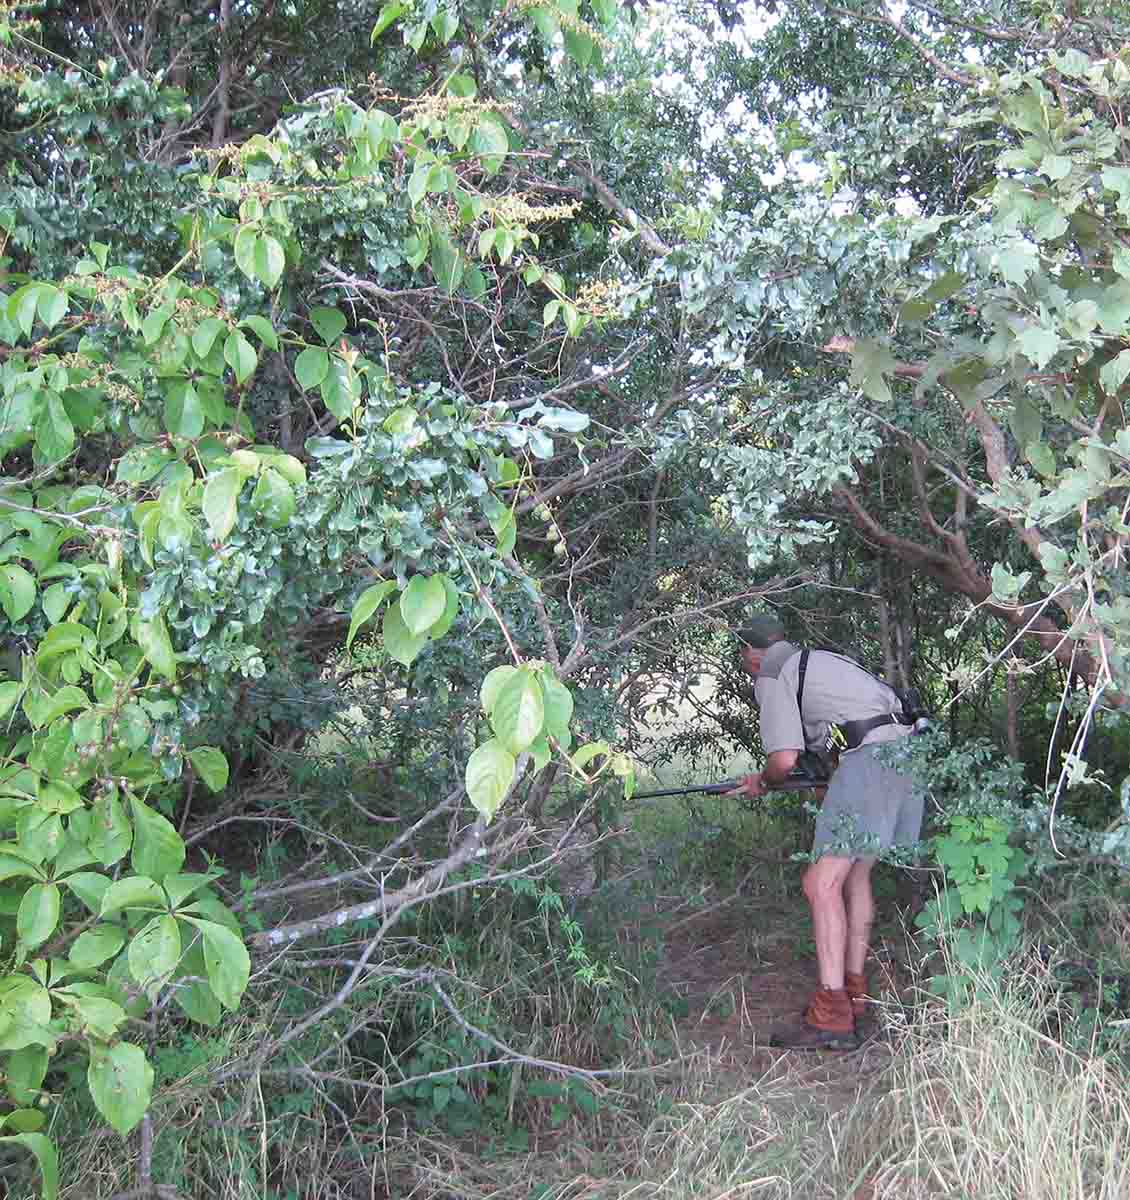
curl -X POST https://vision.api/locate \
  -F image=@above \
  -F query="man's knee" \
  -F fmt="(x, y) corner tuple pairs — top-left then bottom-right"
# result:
(803, 857), (852, 903)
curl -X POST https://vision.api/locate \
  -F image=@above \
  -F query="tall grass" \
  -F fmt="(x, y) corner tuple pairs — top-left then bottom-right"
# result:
(829, 961), (1130, 1200)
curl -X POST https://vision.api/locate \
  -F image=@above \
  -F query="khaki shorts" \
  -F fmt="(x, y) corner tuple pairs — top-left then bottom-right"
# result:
(812, 743), (923, 859)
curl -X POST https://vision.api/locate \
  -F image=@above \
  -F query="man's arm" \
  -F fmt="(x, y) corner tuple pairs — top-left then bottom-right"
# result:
(729, 748), (801, 797)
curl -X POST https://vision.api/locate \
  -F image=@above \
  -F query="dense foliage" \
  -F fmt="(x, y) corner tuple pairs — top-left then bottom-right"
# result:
(5, 0), (1130, 1195)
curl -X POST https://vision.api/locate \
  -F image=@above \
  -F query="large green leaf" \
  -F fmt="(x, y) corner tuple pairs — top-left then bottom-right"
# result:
(224, 330), (257, 385)
(0, 564), (36, 622)
(129, 795), (186, 881)
(16, 883), (60, 950)
(87, 1041), (153, 1135)
(69, 924), (127, 970)
(382, 602), (427, 667)
(489, 669), (545, 753)
(254, 234), (286, 289)
(87, 787), (132, 867)
(4, 1044), (49, 1106)
(309, 306), (347, 346)
(0, 1131), (57, 1200)
(188, 746), (229, 792)
(540, 675), (574, 739)
(250, 468), (295, 527)
(480, 665), (518, 712)
(203, 467), (242, 542)
(346, 580), (396, 650)
(465, 739), (515, 820)
(134, 613), (177, 681)
(182, 916), (249, 1010)
(128, 914), (182, 989)
(295, 346), (329, 391)
(399, 574), (447, 635)
(100, 876), (165, 917)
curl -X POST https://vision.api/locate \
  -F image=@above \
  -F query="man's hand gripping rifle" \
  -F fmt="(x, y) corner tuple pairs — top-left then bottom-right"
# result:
(633, 760), (830, 802)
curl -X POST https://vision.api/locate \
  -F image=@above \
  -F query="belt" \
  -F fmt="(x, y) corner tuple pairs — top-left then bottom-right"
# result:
(840, 713), (912, 750)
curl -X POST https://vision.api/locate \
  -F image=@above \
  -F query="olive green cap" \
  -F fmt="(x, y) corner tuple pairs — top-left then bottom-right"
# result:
(735, 615), (786, 649)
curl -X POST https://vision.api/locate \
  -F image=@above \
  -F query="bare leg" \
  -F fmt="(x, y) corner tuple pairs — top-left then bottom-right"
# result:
(802, 856), (854, 990)
(843, 856), (876, 976)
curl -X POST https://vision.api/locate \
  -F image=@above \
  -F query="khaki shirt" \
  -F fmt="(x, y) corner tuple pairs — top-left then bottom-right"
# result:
(754, 641), (911, 755)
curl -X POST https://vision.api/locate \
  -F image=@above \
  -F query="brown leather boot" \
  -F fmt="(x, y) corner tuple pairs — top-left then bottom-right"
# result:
(769, 987), (858, 1051)
(845, 972), (870, 1020)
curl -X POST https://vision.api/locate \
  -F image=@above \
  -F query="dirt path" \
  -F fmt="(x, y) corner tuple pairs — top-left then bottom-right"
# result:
(655, 899), (906, 1110)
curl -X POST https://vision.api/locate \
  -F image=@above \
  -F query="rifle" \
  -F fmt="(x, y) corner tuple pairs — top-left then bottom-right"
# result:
(633, 767), (829, 801)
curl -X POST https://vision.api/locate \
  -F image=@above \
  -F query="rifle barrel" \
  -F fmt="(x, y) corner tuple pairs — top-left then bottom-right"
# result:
(632, 777), (826, 801)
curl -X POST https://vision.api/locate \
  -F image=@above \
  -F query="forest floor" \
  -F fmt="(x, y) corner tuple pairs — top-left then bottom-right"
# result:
(654, 896), (906, 1119)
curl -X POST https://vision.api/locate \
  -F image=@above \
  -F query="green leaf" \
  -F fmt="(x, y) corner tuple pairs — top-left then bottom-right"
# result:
(34, 392), (74, 463)
(203, 467), (242, 542)
(491, 508), (516, 556)
(163, 380), (204, 438)
(64, 872), (111, 913)
(115, 446), (173, 484)
(465, 739), (515, 821)
(320, 358), (360, 420)
(0, 681), (25, 719)
(37, 286), (69, 331)
(224, 330), (257, 385)
(382, 602), (427, 667)
(182, 917), (249, 1010)
(87, 1041), (153, 1136)
(135, 613), (177, 681)
(399, 574), (447, 635)
(407, 160), (431, 208)
(570, 741), (610, 772)
(0, 1132), (58, 1200)
(490, 669), (544, 753)
(233, 225), (258, 280)
(240, 315), (279, 351)
(36, 622), (95, 662)
(16, 883), (59, 950)
(188, 747), (228, 793)
(88, 787), (132, 867)
(1100, 349), (1130, 396)
(427, 576), (460, 641)
(250, 468), (295, 527)
(253, 234), (286, 289)
(371, 1), (405, 42)
(100, 876), (165, 917)
(430, 237), (464, 294)
(191, 317), (227, 359)
(1016, 324), (1060, 370)
(295, 346), (329, 391)
(129, 794), (185, 881)
(541, 676), (574, 739)
(309, 306), (347, 346)
(69, 924), (126, 970)
(849, 338), (897, 404)
(141, 306), (172, 346)
(0, 564), (36, 622)
(471, 117), (509, 175)
(128, 914), (181, 988)
(1009, 396), (1043, 450)
(0, 977), (52, 1052)
(4, 1044), (49, 1106)
(480, 665), (518, 713)
(346, 580), (396, 650)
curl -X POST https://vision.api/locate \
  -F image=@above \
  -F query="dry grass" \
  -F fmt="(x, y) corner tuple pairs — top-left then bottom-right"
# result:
(828, 965), (1130, 1200)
